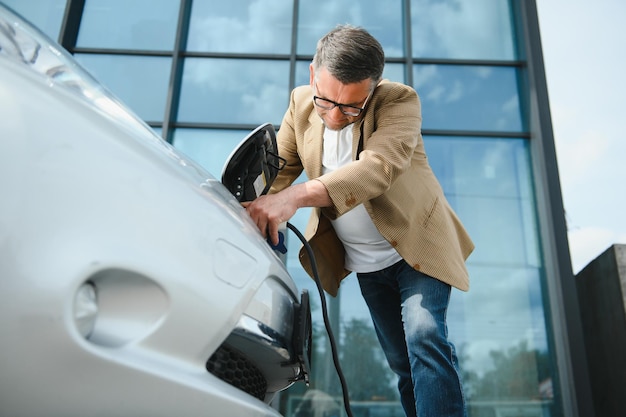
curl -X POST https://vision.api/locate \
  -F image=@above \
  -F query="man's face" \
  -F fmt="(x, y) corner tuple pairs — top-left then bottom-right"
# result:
(309, 65), (373, 131)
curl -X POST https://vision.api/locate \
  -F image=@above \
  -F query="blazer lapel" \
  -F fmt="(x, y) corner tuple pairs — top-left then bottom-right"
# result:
(351, 121), (364, 161)
(304, 112), (324, 179)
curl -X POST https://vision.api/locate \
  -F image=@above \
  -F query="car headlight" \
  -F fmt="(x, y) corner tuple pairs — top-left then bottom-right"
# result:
(243, 277), (295, 338)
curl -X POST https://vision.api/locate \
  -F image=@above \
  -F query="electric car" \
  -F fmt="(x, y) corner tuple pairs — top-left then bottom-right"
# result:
(0, 4), (310, 416)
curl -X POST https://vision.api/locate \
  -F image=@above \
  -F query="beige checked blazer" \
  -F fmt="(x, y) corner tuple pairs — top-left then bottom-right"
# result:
(270, 80), (474, 296)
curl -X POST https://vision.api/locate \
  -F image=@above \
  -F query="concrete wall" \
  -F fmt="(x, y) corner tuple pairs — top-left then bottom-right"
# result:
(575, 244), (626, 417)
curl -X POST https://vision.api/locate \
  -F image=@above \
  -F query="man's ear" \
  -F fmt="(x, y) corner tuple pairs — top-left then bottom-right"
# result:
(309, 63), (315, 87)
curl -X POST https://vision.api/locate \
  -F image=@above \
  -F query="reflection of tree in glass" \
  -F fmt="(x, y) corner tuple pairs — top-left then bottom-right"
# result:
(283, 317), (398, 414)
(278, 295), (334, 413)
(285, 317), (555, 416)
(458, 340), (555, 416)
(339, 318), (398, 402)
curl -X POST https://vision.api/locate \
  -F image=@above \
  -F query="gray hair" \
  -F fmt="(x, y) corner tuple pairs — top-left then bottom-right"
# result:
(312, 24), (384, 85)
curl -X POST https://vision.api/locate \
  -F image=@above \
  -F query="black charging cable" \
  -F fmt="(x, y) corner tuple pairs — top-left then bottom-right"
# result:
(285, 222), (354, 417)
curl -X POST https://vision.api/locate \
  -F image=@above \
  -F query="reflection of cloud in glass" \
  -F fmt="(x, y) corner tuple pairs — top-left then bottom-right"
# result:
(415, 66), (468, 114)
(411, 0), (515, 60)
(178, 58), (290, 125)
(498, 95), (521, 130)
(451, 266), (549, 376)
(425, 84), (445, 102)
(172, 129), (250, 175)
(474, 66), (494, 79)
(241, 83), (289, 123)
(77, 0), (179, 50)
(382, 63), (405, 83)
(187, 0), (293, 54)
(414, 64), (522, 131)
(445, 80), (464, 103)
(297, 0), (404, 57)
(428, 136), (548, 378)
(414, 65), (438, 90)
(74, 54), (171, 122)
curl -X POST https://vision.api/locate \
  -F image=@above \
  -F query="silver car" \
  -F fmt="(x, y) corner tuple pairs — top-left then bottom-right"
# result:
(0, 4), (310, 416)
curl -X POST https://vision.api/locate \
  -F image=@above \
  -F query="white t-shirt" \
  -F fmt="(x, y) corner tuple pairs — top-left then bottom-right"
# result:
(322, 124), (401, 273)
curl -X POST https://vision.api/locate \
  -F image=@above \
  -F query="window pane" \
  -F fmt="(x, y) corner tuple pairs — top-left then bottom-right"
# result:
(296, 61), (406, 88)
(451, 265), (555, 416)
(425, 136), (539, 266)
(279, 136), (556, 416)
(171, 128), (252, 177)
(3, 0), (66, 42)
(426, 137), (552, 414)
(297, 0), (404, 58)
(178, 58), (290, 125)
(414, 65), (522, 132)
(383, 63), (405, 84)
(74, 54), (171, 122)
(411, 0), (515, 60)
(187, 0), (293, 54)
(295, 60), (311, 87)
(77, 0), (180, 50)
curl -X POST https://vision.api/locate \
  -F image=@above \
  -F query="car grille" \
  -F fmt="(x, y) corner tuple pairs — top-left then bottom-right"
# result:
(206, 344), (267, 401)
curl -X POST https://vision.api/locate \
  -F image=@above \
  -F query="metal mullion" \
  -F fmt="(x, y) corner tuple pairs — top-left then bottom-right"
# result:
(183, 51), (291, 60)
(403, 0), (413, 85)
(58, 0), (85, 52)
(412, 57), (525, 67)
(72, 47), (172, 57)
(289, 0), (300, 92)
(422, 129), (530, 139)
(162, 0), (193, 143)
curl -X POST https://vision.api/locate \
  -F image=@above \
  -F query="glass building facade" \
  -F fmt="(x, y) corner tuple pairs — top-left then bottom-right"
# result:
(5, 0), (594, 416)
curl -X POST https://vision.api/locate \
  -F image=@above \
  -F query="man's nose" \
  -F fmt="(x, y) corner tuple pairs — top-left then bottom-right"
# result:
(329, 106), (345, 119)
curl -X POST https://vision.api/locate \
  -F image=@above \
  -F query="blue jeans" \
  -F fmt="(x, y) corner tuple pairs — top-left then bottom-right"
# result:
(357, 260), (466, 417)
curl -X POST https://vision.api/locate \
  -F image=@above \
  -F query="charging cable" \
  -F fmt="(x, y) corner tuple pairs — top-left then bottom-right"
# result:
(285, 222), (354, 417)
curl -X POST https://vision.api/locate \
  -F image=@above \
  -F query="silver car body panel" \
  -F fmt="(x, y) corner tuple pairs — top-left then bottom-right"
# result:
(0, 4), (307, 416)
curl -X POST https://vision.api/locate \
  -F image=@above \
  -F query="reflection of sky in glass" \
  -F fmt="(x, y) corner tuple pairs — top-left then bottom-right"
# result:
(178, 58), (290, 125)
(425, 136), (538, 266)
(76, 0), (180, 50)
(3, 0), (66, 41)
(295, 61), (405, 88)
(187, 0), (293, 54)
(415, 65), (522, 132)
(172, 128), (252, 178)
(294, 61), (311, 87)
(450, 265), (549, 377)
(427, 137), (532, 200)
(411, 0), (515, 60)
(74, 54), (171, 122)
(272, 135), (549, 379)
(297, 0), (404, 58)
(382, 63), (405, 84)
(295, 0), (515, 60)
(421, 136), (548, 375)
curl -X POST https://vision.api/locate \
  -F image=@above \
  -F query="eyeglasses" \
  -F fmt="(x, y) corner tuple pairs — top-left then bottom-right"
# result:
(313, 83), (373, 117)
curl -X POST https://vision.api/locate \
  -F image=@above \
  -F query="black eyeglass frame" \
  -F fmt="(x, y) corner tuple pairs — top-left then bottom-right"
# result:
(312, 82), (374, 117)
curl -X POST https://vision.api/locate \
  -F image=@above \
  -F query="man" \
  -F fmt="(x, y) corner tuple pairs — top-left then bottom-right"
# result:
(243, 25), (474, 417)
